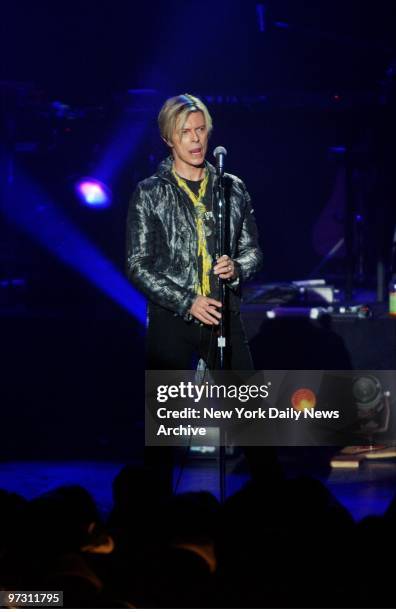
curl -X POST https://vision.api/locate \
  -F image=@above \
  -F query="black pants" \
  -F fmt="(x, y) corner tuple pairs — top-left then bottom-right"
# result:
(146, 303), (253, 370)
(144, 304), (280, 494)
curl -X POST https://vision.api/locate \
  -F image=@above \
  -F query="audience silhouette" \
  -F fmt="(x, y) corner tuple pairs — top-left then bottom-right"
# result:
(0, 464), (394, 608)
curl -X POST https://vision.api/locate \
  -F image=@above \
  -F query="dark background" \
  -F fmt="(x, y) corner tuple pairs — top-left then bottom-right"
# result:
(2, 0), (396, 282)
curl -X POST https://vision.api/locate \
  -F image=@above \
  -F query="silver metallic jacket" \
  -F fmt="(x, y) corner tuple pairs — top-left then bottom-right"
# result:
(126, 157), (262, 319)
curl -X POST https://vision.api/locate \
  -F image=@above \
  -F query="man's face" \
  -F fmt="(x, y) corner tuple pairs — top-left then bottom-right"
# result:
(169, 110), (208, 168)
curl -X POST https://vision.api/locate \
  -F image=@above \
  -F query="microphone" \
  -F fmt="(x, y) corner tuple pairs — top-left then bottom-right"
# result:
(213, 146), (227, 175)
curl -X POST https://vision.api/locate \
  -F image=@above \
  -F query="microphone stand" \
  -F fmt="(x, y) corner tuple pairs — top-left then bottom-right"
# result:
(216, 173), (226, 369)
(214, 164), (227, 502)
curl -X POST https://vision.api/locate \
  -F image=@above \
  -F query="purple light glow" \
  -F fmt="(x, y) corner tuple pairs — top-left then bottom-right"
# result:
(75, 178), (112, 208)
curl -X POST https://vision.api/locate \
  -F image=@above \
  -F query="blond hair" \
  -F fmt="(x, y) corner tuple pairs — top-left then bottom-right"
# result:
(158, 94), (213, 144)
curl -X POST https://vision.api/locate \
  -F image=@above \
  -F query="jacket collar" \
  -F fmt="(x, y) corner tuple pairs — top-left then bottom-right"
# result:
(155, 155), (217, 184)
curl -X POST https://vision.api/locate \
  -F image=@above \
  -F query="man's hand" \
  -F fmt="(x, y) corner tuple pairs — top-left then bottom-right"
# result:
(189, 296), (222, 325)
(213, 255), (237, 280)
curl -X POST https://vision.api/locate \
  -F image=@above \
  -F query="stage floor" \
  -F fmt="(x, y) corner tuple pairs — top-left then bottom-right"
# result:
(1, 454), (396, 522)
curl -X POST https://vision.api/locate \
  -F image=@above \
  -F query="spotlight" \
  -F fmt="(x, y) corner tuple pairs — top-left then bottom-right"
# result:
(75, 178), (112, 208)
(291, 388), (316, 412)
(352, 375), (390, 436)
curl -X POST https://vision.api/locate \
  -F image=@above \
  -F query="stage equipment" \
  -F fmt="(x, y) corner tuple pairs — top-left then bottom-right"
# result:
(352, 375), (391, 438)
(213, 145), (228, 502)
(331, 376), (393, 468)
(293, 279), (339, 304)
(176, 148), (231, 499)
(213, 145), (228, 366)
(263, 304), (372, 321)
(244, 280), (339, 306)
(213, 146), (227, 177)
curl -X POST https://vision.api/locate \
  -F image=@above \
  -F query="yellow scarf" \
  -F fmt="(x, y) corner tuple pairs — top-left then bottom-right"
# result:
(172, 168), (212, 296)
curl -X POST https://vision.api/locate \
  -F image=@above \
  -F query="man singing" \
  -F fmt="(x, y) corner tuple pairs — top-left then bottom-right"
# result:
(126, 93), (262, 371)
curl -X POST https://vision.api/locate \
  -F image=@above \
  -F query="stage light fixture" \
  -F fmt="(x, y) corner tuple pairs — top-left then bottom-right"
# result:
(352, 375), (391, 436)
(75, 178), (112, 208)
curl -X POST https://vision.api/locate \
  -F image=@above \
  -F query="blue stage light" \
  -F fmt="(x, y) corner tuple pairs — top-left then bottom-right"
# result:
(256, 3), (266, 33)
(4, 168), (147, 324)
(75, 178), (112, 208)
